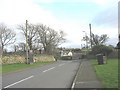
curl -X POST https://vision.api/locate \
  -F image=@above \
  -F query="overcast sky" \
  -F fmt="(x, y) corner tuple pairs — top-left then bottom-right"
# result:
(0, 0), (119, 51)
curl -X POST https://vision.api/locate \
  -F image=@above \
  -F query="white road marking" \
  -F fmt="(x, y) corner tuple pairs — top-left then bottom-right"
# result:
(71, 82), (75, 89)
(58, 63), (65, 66)
(77, 82), (85, 84)
(71, 61), (83, 90)
(4, 76), (34, 88)
(43, 67), (55, 73)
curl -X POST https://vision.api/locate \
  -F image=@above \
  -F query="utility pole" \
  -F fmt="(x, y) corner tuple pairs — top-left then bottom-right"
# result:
(26, 20), (29, 64)
(89, 23), (92, 48)
(118, 2), (120, 59)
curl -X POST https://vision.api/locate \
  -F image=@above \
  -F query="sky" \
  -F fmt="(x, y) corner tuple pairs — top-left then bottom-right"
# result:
(0, 0), (119, 51)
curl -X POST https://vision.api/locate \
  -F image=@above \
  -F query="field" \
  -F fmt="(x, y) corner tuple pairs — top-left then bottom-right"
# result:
(91, 59), (118, 88)
(0, 65), (1, 73)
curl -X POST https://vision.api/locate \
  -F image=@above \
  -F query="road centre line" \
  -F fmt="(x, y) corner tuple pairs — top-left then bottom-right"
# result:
(4, 75), (34, 88)
(43, 67), (55, 73)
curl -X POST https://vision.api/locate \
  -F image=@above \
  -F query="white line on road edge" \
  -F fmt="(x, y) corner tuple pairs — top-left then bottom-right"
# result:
(43, 67), (55, 73)
(4, 76), (34, 88)
(71, 83), (75, 89)
(58, 63), (65, 66)
(71, 61), (83, 90)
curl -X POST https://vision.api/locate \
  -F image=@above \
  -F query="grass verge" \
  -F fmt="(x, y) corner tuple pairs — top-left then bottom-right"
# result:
(91, 59), (118, 88)
(2, 61), (54, 74)
(0, 65), (1, 74)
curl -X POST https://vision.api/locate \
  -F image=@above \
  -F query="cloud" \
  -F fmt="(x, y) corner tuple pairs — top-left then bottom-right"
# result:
(0, 0), (118, 50)
(106, 37), (118, 46)
(91, 1), (119, 46)
(34, 0), (118, 4)
(0, 0), (86, 46)
(92, 5), (118, 28)
(0, 0), (63, 49)
(91, 0), (118, 7)
(0, 0), (58, 26)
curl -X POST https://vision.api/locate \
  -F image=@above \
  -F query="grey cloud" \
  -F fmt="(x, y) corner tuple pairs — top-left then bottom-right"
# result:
(106, 37), (118, 46)
(92, 5), (118, 28)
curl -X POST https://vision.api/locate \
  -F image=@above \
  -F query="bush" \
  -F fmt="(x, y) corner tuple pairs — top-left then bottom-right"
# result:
(91, 45), (113, 56)
(108, 50), (118, 58)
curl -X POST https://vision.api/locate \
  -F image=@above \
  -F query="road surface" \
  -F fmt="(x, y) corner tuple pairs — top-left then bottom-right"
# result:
(2, 60), (81, 88)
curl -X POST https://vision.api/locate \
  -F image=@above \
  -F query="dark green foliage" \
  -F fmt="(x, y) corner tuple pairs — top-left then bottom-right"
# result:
(91, 45), (113, 56)
(108, 50), (118, 59)
(71, 48), (81, 53)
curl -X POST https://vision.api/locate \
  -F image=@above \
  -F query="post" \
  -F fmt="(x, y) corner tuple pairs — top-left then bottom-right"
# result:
(89, 24), (92, 48)
(26, 20), (29, 64)
(118, 2), (120, 60)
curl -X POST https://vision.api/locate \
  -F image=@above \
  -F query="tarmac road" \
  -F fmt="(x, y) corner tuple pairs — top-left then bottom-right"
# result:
(2, 60), (81, 88)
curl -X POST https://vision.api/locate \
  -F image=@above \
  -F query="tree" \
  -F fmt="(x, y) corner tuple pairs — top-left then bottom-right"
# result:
(36, 24), (66, 54)
(91, 34), (109, 46)
(91, 45), (113, 56)
(13, 44), (19, 52)
(18, 42), (26, 52)
(82, 35), (89, 48)
(0, 23), (16, 54)
(82, 33), (109, 47)
(18, 23), (39, 50)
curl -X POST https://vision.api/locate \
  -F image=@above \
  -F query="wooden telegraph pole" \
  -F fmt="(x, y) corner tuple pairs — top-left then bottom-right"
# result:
(26, 20), (29, 64)
(89, 24), (92, 48)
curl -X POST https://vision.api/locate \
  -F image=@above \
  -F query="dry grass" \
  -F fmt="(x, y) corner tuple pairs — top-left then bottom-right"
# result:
(2, 54), (55, 64)
(34, 55), (55, 62)
(2, 55), (25, 64)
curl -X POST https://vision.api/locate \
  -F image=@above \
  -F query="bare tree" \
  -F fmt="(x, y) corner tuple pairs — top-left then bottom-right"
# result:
(82, 33), (109, 47)
(18, 42), (26, 52)
(36, 24), (66, 54)
(32, 41), (42, 50)
(0, 23), (16, 54)
(91, 33), (109, 46)
(13, 44), (19, 52)
(18, 23), (39, 50)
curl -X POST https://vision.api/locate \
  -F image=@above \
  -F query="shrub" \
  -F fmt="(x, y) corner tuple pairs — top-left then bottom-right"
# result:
(91, 45), (113, 56)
